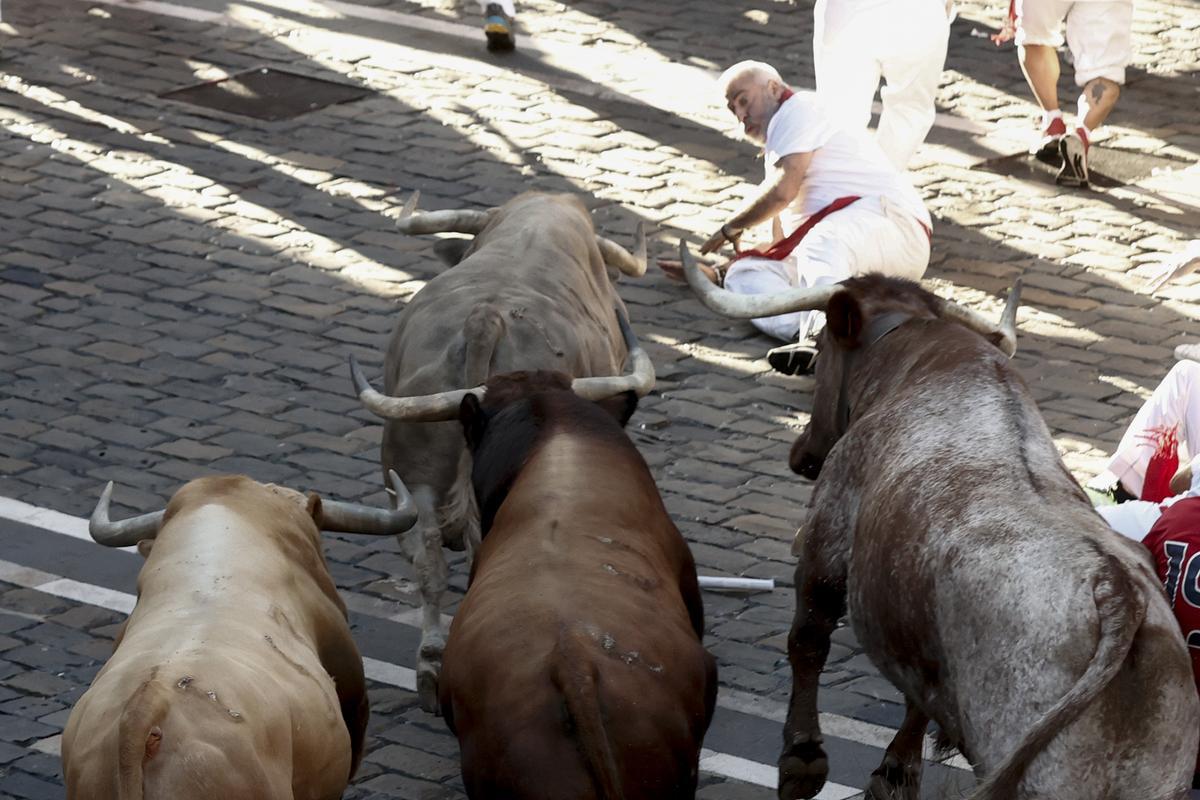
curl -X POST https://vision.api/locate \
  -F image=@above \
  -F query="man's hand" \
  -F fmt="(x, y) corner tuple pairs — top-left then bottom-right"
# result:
(657, 257), (727, 286)
(990, 18), (1015, 45)
(700, 224), (740, 255)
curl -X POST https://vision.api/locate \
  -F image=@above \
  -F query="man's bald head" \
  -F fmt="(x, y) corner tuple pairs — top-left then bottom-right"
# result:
(717, 61), (784, 96)
(718, 61), (789, 144)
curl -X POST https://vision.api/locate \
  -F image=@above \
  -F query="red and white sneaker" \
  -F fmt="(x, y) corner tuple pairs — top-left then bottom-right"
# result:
(1057, 127), (1090, 187)
(1030, 115), (1067, 165)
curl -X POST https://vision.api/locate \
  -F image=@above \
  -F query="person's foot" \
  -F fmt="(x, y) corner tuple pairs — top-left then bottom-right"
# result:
(1030, 115), (1067, 165)
(483, 3), (515, 51)
(1056, 128), (1089, 187)
(657, 258), (721, 286)
(767, 341), (819, 376)
(1176, 343), (1200, 363)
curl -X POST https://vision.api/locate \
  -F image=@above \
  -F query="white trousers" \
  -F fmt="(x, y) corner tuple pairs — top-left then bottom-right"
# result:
(477, 0), (516, 16)
(723, 197), (930, 342)
(1092, 360), (1200, 498)
(813, 0), (951, 170)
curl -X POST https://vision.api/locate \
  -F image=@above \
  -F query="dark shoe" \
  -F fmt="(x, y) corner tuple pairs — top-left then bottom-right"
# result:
(483, 3), (515, 51)
(767, 342), (818, 376)
(1030, 116), (1067, 166)
(1056, 131), (1089, 187)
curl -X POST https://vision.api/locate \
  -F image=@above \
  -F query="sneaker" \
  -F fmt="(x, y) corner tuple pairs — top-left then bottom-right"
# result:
(1176, 343), (1200, 363)
(1030, 115), (1067, 165)
(767, 342), (819, 376)
(1056, 129), (1089, 187)
(483, 3), (515, 51)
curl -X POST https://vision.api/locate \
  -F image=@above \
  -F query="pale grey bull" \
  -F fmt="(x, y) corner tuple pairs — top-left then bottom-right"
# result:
(351, 191), (652, 715)
(681, 248), (1199, 800)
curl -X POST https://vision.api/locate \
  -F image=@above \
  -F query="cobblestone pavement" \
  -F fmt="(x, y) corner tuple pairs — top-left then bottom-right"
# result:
(0, 0), (1198, 796)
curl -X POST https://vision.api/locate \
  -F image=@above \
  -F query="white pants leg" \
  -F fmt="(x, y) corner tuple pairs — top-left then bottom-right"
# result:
(814, 0), (950, 170)
(477, 0), (516, 16)
(876, 0), (951, 169)
(723, 197), (931, 342)
(1092, 360), (1200, 498)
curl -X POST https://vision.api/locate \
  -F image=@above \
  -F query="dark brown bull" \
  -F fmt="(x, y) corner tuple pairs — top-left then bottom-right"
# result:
(775, 275), (1198, 800)
(439, 371), (717, 799)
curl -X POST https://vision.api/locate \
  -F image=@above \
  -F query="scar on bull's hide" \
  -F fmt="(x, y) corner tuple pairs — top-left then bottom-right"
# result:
(508, 307), (566, 357)
(587, 626), (665, 673)
(176, 676), (243, 721)
(601, 562), (659, 591)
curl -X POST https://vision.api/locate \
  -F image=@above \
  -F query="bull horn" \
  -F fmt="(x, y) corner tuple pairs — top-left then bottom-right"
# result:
(89, 482), (164, 547)
(350, 354), (483, 422)
(934, 276), (1022, 358)
(395, 192), (491, 236)
(570, 304), (656, 399)
(596, 221), (647, 277)
(680, 239), (838, 318)
(318, 470), (418, 535)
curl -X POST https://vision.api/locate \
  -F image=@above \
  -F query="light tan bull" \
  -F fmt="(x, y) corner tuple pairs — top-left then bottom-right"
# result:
(61, 474), (417, 800)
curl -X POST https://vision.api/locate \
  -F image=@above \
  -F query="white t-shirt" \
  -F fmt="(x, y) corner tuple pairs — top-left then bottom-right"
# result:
(764, 91), (931, 234)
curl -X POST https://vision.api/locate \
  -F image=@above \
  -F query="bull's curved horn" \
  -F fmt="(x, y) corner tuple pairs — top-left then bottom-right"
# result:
(596, 221), (647, 277)
(318, 470), (418, 535)
(89, 482), (164, 547)
(933, 276), (1022, 358)
(396, 205), (491, 236)
(680, 240), (838, 318)
(569, 305), (656, 399)
(350, 354), (484, 422)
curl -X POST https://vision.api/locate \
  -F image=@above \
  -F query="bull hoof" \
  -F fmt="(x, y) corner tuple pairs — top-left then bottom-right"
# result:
(417, 661), (441, 716)
(777, 740), (828, 800)
(863, 756), (919, 800)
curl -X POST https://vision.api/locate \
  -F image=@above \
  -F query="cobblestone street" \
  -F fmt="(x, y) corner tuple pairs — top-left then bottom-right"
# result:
(0, 0), (1198, 797)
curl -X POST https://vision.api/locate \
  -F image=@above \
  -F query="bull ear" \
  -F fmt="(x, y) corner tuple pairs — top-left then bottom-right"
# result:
(826, 290), (863, 348)
(434, 238), (472, 267)
(459, 394), (487, 451)
(596, 390), (638, 427)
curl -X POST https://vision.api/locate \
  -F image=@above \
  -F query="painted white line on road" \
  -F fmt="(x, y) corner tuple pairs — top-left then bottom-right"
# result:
(0, 555), (824, 791)
(699, 749), (859, 797)
(0, 494), (971, 773)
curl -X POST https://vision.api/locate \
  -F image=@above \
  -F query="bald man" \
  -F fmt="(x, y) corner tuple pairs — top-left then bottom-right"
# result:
(663, 61), (932, 374)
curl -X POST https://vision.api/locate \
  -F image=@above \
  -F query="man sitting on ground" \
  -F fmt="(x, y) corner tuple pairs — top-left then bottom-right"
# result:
(660, 60), (932, 375)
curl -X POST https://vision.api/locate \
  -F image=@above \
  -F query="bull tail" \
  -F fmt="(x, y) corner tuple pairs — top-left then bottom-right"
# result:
(551, 628), (624, 800)
(966, 553), (1145, 800)
(462, 304), (505, 388)
(439, 306), (504, 551)
(117, 677), (170, 800)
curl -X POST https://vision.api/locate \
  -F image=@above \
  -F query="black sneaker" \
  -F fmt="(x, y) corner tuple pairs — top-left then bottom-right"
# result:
(483, 3), (515, 51)
(767, 342), (819, 376)
(1056, 131), (1089, 187)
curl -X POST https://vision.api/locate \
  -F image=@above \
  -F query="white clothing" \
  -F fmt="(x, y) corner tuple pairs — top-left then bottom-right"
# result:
(1097, 456), (1200, 543)
(1015, 0), (1133, 85)
(1091, 361), (1200, 499)
(724, 196), (930, 341)
(765, 92), (932, 235)
(477, 0), (516, 16)
(813, 0), (951, 169)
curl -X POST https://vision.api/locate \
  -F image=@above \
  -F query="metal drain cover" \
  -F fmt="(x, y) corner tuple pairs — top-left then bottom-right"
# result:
(161, 68), (371, 121)
(973, 146), (1188, 189)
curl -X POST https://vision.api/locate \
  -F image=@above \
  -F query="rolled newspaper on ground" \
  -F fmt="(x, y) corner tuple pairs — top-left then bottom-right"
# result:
(697, 576), (775, 592)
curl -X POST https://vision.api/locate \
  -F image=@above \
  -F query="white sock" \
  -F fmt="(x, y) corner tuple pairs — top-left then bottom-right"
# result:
(1041, 109), (1063, 128)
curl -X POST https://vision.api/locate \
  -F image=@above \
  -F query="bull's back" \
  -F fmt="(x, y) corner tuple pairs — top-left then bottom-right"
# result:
(442, 543), (712, 799)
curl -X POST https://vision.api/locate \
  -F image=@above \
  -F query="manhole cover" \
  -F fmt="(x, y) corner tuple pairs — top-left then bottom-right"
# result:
(974, 146), (1188, 189)
(160, 68), (372, 121)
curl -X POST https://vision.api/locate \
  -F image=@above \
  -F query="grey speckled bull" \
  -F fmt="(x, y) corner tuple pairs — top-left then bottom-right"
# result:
(779, 275), (1198, 800)
(350, 191), (651, 715)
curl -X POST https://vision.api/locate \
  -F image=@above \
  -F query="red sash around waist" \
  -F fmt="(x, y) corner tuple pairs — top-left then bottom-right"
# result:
(732, 195), (862, 263)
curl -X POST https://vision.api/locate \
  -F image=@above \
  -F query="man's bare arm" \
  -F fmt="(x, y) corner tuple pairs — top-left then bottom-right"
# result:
(700, 151), (812, 254)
